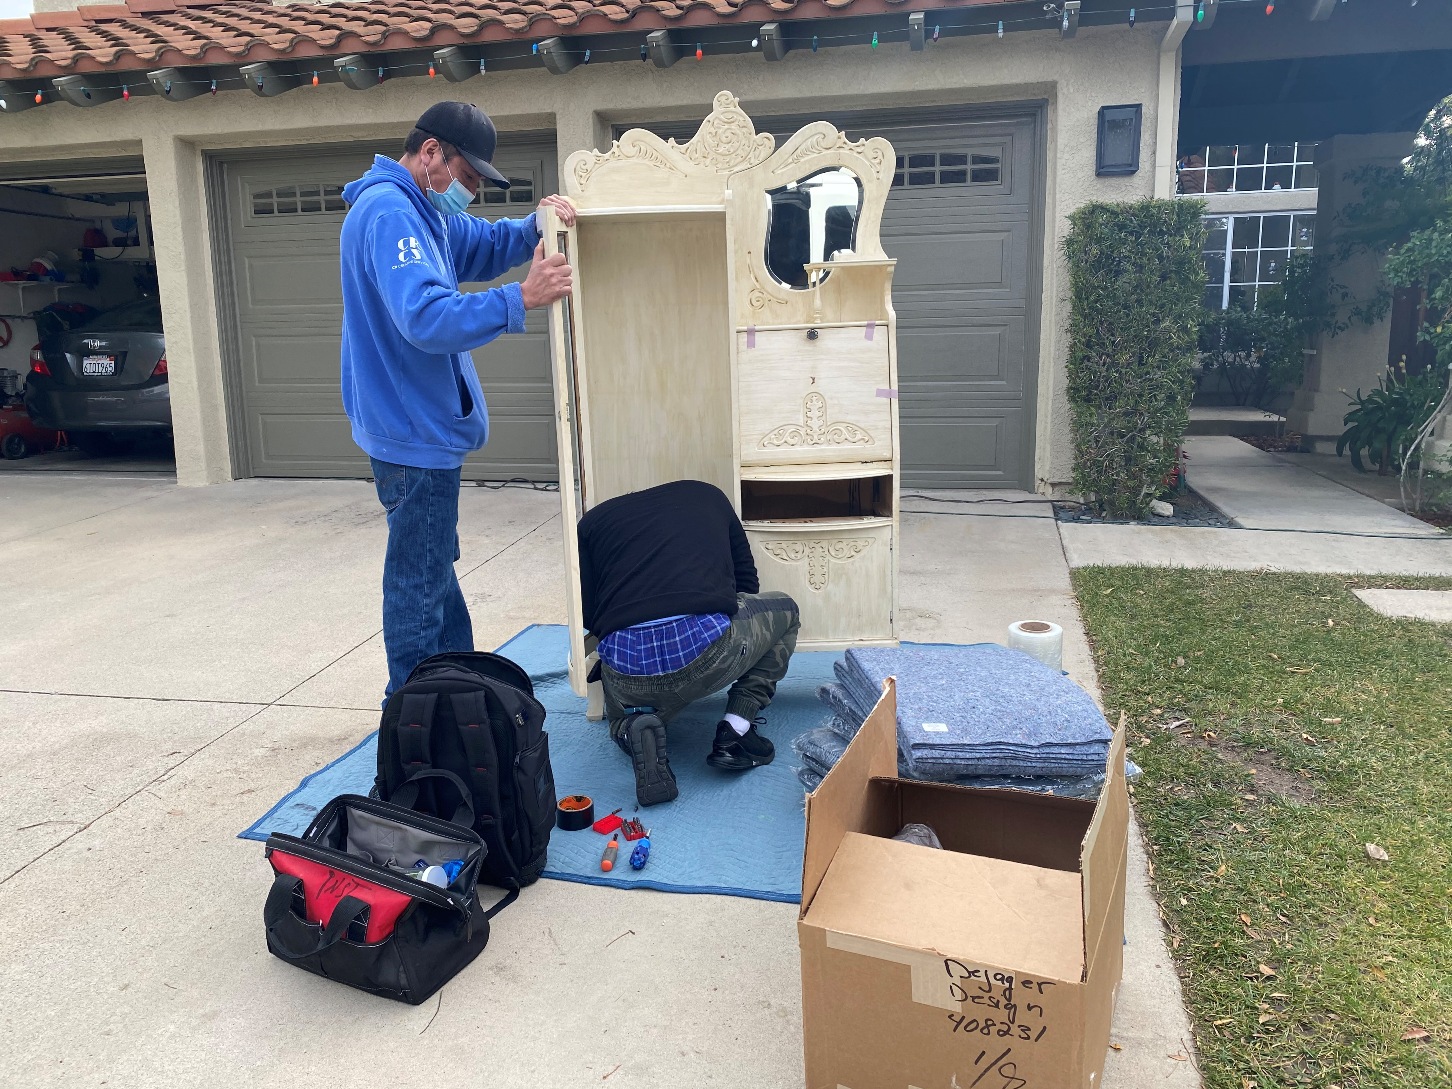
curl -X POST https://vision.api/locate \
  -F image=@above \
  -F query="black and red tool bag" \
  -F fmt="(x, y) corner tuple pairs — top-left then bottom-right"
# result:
(263, 791), (515, 1005)
(375, 650), (556, 891)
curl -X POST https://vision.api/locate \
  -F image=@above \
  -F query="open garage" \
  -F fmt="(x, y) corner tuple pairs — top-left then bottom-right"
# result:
(0, 158), (174, 473)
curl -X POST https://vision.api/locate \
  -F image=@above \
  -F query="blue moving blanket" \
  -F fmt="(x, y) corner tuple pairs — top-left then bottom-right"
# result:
(241, 625), (841, 903)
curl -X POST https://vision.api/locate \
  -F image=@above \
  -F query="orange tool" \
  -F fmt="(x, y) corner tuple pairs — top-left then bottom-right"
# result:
(600, 831), (621, 872)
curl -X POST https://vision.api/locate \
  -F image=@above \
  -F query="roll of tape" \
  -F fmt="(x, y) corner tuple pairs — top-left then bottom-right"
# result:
(1008, 620), (1064, 674)
(556, 794), (594, 831)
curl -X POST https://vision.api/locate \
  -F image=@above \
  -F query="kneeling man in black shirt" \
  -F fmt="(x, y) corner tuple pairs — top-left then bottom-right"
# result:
(577, 479), (800, 807)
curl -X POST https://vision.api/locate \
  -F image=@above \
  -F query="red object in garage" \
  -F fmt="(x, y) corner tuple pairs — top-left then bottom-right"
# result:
(0, 403), (59, 459)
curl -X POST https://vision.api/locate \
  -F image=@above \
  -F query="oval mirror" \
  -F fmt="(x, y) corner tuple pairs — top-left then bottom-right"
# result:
(763, 167), (864, 289)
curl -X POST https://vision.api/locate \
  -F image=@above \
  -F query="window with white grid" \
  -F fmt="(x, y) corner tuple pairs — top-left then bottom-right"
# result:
(1201, 212), (1316, 310)
(1178, 143), (1320, 195)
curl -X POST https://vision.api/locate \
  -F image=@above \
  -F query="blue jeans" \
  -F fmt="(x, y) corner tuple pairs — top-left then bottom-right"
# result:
(371, 458), (474, 701)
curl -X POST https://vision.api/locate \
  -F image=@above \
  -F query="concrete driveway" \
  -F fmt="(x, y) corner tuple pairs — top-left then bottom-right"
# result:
(0, 475), (1193, 1089)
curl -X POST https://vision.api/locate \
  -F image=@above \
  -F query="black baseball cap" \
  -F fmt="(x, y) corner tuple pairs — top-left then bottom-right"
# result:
(415, 101), (510, 190)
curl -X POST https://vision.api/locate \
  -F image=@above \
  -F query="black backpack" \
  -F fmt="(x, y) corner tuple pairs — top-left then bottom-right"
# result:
(375, 651), (556, 889)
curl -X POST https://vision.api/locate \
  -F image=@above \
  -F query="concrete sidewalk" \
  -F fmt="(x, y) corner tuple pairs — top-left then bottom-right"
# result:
(0, 477), (1195, 1089)
(1062, 436), (1452, 574)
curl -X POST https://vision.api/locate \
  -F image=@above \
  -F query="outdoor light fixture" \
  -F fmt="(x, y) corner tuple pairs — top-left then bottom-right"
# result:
(759, 22), (789, 62)
(1096, 104), (1142, 176)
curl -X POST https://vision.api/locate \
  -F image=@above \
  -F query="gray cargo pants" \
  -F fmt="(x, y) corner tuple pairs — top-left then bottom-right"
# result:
(601, 592), (801, 740)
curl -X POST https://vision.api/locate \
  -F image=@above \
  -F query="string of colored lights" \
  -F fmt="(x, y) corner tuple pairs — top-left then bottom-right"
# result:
(10, 0), (1407, 107)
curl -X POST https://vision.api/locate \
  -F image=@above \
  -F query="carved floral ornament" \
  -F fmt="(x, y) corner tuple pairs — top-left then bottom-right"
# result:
(673, 90), (775, 172)
(779, 129), (892, 179)
(761, 392), (875, 450)
(761, 538), (873, 592)
(571, 90), (773, 190)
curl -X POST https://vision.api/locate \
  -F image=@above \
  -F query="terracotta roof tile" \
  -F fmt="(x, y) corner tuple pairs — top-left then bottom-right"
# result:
(0, 0), (926, 80)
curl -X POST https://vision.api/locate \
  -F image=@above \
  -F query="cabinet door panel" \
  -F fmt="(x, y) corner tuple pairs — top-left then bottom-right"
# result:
(746, 520), (893, 644)
(738, 326), (893, 466)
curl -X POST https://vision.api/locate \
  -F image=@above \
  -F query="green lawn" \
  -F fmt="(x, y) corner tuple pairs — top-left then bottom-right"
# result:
(1072, 569), (1452, 1089)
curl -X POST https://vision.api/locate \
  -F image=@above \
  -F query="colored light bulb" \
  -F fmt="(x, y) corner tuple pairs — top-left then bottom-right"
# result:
(696, 43), (703, 60)
(871, 30), (878, 48)
(122, 86), (129, 100)
(428, 64), (435, 78)
(312, 71), (320, 86)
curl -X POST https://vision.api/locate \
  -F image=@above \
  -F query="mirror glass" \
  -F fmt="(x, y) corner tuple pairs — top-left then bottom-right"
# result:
(763, 168), (863, 289)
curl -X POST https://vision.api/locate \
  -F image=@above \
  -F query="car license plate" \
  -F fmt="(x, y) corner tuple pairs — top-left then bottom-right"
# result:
(82, 354), (115, 376)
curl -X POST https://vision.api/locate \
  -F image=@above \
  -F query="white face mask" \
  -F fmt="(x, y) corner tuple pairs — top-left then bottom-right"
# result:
(425, 153), (472, 217)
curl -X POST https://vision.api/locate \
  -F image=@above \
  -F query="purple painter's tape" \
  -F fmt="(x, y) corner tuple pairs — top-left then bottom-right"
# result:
(865, 321), (876, 341)
(746, 325), (756, 348)
(875, 387), (898, 399)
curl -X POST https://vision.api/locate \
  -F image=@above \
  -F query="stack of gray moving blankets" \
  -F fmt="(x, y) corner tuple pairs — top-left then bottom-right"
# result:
(795, 643), (1130, 799)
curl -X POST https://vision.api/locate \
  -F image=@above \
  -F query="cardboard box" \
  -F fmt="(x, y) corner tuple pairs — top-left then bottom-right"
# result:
(799, 678), (1129, 1089)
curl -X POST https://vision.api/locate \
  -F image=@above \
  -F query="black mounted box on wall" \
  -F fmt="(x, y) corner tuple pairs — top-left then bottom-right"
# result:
(1096, 104), (1142, 176)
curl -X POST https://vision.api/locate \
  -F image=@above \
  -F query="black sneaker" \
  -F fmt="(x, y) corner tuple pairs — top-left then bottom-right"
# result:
(707, 719), (775, 771)
(618, 712), (678, 807)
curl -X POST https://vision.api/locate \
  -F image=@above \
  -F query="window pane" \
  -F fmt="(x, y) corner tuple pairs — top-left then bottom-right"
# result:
(1207, 145), (1236, 167)
(1203, 284), (1225, 310)
(1237, 144), (1266, 166)
(1293, 215), (1316, 249)
(299, 197), (321, 212)
(939, 169), (968, 184)
(939, 152), (968, 167)
(970, 167), (1000, 184)
(1267, 144), (1295, 165)
(1229, 250), (1257, 283)
(1265, 165), (1294, 191)
(971, 153), (1001, 167)
(1203, 250), (1226, 285)
(1231, 217), (1261, 250)
(1235, 165), (1266, 192)
(908, 171), (935, 186)
(1261, 215), (1292, 249)
(1204, 216), (1230, 252)
(907, 154), (936, 169)
(1259, 250), (1287, 283)
(1207, 167), (1234, 192)
(892, 172), (905, 187)
(1228, 284), (1252, 309)
(1294, 162), (1319, 190)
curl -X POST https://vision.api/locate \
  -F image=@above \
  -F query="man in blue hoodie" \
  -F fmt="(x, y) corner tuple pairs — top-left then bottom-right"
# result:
(340, 101), (576, 699)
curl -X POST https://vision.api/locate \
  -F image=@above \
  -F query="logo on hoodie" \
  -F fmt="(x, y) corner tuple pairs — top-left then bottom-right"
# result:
(394, 236), (423, 268)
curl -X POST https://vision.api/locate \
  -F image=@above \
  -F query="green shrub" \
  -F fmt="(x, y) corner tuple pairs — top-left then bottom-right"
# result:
(1337, 362), (1448, 475)
(1196, 305), (1298, 409)
(1064, 199), (1207, 518)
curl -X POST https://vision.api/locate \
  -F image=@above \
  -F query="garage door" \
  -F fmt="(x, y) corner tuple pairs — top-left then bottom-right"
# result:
(216, 138), (559, 480)
(624, 108), (1042, 489)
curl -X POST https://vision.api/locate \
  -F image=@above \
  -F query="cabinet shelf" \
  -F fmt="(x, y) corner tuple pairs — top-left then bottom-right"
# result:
(744, 515), (893, 531)
(741, 463), (894, 482)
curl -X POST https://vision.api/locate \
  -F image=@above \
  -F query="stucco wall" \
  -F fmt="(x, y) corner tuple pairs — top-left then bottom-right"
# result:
(1286, 131), (1416, 452)
(0, 22), (1166, 487)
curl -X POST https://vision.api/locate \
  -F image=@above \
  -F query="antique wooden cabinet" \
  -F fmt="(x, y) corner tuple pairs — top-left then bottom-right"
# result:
(542, 91), (900, 701)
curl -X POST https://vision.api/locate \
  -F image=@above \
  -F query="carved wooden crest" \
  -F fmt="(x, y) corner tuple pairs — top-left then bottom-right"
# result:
(760, 392), (874, 450)
(762, 537), (873, 591)
(567, 91), (774, 197)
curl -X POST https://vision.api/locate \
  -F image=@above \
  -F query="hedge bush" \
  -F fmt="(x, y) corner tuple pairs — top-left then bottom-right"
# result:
(1064, 199), (1207, 519)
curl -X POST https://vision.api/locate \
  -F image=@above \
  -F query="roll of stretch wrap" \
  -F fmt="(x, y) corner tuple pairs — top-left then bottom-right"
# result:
(1007, 620), (1063, 674)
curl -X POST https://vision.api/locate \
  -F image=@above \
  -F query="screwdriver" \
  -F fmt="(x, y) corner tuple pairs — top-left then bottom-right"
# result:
(629, 830), (652, 871)
(600, 830), (621, 872)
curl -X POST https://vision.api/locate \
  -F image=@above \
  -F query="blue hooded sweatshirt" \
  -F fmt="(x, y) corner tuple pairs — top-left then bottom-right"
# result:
(339, 155), (540, 469)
